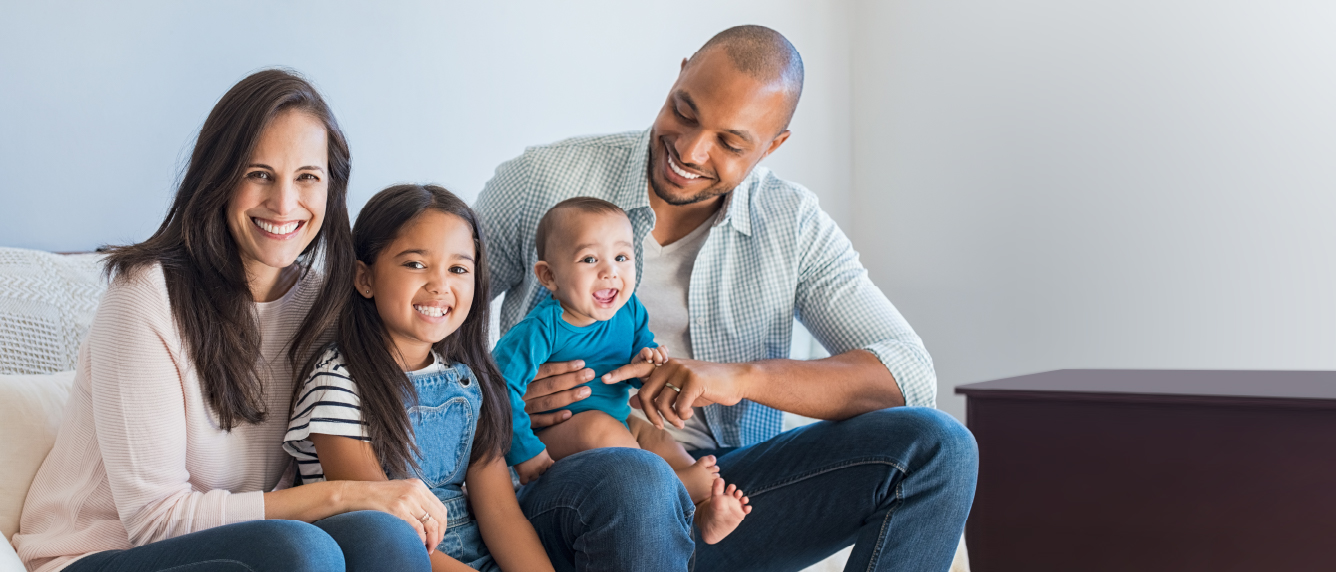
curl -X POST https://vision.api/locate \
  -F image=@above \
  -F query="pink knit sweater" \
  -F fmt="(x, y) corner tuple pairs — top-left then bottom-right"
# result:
(13, 264), (319, 572)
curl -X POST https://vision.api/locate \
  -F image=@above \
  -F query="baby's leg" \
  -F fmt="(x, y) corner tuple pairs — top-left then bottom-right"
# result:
(628, 415), (718, 502)
(625, 417), (752, 544)
(537, 410), (640, 461)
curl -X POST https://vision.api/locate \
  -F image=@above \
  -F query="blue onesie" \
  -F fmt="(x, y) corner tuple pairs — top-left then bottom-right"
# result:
(494, 293), (657, 466)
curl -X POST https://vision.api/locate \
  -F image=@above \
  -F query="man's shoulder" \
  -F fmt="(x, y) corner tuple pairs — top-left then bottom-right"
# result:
(741, 166), (826, 229)
(481, 130), (644, 210)
(517, 130), (642, 181)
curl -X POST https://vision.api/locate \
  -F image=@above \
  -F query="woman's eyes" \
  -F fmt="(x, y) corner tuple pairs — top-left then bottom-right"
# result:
(298, 173), (320, 181)
(246, 171), (271, 181)
(245, 171), (320, 181)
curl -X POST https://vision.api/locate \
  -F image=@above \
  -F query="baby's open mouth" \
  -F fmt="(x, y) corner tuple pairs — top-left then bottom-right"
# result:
(593, 289), (618, 304)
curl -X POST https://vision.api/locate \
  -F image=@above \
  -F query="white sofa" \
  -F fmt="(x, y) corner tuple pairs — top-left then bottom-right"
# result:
(0, 247), (968, 572)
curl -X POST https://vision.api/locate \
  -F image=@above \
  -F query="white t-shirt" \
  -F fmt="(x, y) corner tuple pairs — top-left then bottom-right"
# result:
(631, 210), (721, 450)
(283, 347), (445, 483)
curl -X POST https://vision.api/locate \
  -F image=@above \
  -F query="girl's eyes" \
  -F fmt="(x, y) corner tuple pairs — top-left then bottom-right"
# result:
(403, 261), (425, 270)
(449, 265), (470, 275)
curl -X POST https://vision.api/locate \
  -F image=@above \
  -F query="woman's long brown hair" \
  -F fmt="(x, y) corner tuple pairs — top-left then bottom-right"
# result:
(307, 184), (511, 477)
(104, 69), (354, 430)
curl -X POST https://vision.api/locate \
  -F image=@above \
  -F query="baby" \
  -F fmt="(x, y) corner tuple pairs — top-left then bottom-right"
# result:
(493, 196), (751, 544)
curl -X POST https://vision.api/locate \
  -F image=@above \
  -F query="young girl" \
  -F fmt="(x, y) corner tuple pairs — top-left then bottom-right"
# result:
(284, 184), (553, 572)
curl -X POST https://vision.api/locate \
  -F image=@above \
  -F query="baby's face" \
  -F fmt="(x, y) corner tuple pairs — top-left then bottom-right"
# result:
(539, 210), (636, 325)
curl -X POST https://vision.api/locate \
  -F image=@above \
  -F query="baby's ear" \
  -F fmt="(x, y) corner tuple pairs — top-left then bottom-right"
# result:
(533, 261), (557, 291)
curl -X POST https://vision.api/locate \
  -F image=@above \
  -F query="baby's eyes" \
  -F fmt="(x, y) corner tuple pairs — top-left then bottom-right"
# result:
(580, 256), (597, 264)
(615, 255), (629, 262)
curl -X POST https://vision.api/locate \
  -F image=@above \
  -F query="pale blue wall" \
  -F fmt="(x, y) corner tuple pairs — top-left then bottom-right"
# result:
(0, 1), (853, 252)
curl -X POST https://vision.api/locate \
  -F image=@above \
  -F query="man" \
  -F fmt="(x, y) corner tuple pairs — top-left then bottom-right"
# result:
(475, 25), (977, 572)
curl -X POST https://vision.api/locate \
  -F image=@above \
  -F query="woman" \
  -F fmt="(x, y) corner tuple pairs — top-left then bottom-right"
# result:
(13, 69), (442, 572)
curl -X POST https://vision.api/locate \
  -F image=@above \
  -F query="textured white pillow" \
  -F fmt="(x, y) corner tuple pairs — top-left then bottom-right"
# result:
(0, 370), (74, 541)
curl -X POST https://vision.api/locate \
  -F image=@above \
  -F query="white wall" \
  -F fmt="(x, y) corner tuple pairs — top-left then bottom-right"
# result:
(851, 0), (1336, 420)
(0, 1), (851, 251)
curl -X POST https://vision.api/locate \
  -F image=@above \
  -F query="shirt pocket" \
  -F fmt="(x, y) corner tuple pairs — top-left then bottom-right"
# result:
(408, 396), (474, 488)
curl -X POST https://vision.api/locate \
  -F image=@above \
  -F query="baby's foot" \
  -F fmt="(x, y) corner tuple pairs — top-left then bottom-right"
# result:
(676, 455), (721, 502)
(695, 478), (752, 545)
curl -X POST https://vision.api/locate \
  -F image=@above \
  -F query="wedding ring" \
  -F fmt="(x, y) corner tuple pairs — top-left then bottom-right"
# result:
(664, 382), (682, 392)
(419, 512), (433, 523)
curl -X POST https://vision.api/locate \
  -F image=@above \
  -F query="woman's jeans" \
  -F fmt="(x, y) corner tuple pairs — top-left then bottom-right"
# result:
(517, 407), (978, 572)
(63, 510), (430, 572)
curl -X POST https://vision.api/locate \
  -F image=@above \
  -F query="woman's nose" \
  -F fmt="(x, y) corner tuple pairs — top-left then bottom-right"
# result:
(267, 178), (301, 216)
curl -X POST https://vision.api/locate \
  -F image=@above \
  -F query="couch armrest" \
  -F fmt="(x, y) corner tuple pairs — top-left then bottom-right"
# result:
(0, 535), (23, 572)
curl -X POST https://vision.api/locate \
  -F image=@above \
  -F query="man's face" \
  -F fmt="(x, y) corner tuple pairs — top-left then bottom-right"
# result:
(648, 49), (793, 206)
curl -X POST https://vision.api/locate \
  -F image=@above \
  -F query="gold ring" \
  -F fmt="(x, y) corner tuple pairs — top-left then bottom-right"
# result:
(663, 382), (682, 392)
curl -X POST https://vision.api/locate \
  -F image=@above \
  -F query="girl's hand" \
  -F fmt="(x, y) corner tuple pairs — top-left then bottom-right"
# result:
(515, 449), (554, 485)
(344, 478), (449, 553)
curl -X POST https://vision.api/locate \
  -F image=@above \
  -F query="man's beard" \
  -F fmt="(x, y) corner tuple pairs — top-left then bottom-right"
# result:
(647, 146), (730, 206)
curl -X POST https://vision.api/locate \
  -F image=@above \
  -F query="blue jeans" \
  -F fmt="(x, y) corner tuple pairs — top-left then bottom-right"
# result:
(517, 407), (977, 572)
(63, 510), (430, 572)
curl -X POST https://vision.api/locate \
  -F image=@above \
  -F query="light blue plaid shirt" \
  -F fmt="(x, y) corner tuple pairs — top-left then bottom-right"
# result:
(475, 130), (935, 448)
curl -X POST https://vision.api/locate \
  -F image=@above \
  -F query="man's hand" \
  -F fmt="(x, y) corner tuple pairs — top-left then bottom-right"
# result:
(524, 360), (595, 429)
(514, 449), (554, 485)
(602, 358), (752, 430)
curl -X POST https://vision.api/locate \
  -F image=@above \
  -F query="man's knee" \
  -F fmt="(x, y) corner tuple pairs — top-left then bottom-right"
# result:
(845, 407), (978, 466)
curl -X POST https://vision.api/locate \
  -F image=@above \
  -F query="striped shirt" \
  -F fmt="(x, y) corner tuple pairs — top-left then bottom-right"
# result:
(474, 129), (936, 449)
(283, 346), (444, 483)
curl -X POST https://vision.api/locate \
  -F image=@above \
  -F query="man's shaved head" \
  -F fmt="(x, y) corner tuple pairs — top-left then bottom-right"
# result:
(688, 25), (804, 129)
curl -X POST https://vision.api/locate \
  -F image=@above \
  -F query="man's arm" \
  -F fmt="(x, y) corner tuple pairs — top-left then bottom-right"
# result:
(606, 199), (933, 429)
(474, 154), (532, 302)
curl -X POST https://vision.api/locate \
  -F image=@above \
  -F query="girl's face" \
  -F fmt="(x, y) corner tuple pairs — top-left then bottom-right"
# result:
(226, 110), (329, 285)
(356, 210), (476, 369)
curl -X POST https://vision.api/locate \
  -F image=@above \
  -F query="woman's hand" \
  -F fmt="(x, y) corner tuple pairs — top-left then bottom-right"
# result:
(524, 360), (596, 429)
(343, 479), (449, 553)
(514, 449), (554, 485)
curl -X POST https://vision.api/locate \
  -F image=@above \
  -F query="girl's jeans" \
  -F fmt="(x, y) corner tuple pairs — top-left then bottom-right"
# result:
(63, 510), (430, 572)
(517, 407), (978, 572)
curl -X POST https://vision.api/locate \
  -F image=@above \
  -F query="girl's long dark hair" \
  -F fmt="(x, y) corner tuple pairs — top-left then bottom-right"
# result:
(311, 184), (510, 476)
(103, 69), (354, 430)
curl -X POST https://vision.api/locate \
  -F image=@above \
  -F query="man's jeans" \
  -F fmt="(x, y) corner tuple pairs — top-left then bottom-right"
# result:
(517, 407), (978, 572)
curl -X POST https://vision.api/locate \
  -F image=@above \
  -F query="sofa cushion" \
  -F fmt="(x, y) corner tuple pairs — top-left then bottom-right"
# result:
(0, 371), (74, 541)
(0, 248), (106, 375)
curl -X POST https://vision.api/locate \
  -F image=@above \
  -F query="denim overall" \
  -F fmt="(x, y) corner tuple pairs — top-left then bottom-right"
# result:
(406, 361), (498, 571)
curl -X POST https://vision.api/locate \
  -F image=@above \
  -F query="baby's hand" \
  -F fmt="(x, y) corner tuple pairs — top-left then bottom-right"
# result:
(515, 449), (554, 485)
(633, 346), (669, 366)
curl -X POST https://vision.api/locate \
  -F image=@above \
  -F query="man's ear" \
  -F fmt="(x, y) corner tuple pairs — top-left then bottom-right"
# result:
(534, 261), (558, 292)
(354, 261), (374, 298)
(680, 56), (689, 72)
(761, 129), (792, 161)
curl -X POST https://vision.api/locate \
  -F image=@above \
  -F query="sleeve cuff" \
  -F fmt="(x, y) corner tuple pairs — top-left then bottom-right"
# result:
(863, 340), (938, 408)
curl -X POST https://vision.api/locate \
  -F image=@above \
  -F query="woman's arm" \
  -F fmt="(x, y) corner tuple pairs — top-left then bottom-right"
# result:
(467, 456), (554, 572)
(300, 433), (450, 554)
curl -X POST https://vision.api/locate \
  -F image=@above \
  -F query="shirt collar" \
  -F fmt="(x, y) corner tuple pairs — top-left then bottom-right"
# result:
(622, 128), (755, 237)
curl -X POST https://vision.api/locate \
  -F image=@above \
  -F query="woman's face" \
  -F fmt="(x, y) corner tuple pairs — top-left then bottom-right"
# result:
(226, 110), (329, 277)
